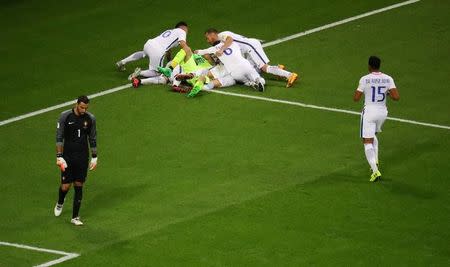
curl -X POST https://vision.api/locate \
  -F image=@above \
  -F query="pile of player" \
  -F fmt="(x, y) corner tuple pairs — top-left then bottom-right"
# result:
(115, 22), (299, 97)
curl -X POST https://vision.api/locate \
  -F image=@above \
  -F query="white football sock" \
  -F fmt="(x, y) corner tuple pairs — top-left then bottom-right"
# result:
(120, 51), (145, 64)
(141, 75), (167, 85)
(218, 75), (236, 88)
(266, 65), (291, 78)
(140, 69), (159, 78)
(364, 143), (378, 172)
(203, 82), (215, 90)
(373, 135), (379, 163)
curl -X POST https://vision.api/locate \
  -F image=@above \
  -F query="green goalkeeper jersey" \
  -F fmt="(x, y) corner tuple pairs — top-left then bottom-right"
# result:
(180, 54), (212, 73)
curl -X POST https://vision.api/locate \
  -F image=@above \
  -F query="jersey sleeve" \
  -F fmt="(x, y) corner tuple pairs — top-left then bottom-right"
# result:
(389, 76), (396, 90)
(178, 29), (186, 42)
(356, 77), (365, 92)
(218, 31), (232, 42)
(196, 46), (217, 55)
(88, 114), (97, 154)
(56, 111), (69, 146)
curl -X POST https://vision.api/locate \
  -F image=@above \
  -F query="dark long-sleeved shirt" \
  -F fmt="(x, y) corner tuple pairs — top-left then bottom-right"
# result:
(56, 109), (97, 156)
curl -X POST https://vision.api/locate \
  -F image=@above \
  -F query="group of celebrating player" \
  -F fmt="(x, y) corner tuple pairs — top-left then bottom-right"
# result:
(115, 22), (299, 97)
(53, 22), (400, 226)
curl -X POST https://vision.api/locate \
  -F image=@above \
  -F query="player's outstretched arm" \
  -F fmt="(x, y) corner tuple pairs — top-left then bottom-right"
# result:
(195, 47), (217, 56)
(388, 88), (400, 101)
(179, 40), (191, 55)
(216, 36), (233, 56)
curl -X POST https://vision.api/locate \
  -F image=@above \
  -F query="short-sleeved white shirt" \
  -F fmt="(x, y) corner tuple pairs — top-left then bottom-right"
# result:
(151, 28), (186, 51)
(357, 72), (396, 108)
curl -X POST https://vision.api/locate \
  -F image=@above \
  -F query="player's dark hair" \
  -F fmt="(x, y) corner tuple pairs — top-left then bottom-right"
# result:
(175, 21), (188, 28)
(205, 28), (218, 34)
(368, 56), (381, 70)
(77, 95), (89, 104)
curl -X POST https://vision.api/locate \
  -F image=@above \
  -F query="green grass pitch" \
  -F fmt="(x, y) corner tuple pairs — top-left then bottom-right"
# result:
(1, 0), (449, 266)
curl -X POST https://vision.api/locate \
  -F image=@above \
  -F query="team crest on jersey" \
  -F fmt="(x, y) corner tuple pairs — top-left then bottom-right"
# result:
(83, 121), (88, 129)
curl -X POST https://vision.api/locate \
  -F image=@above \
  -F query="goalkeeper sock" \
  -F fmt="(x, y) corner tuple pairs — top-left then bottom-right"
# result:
(266, 65), (291, 78)
(194, 79), (204, 89)
(58, 187), (68, 205)
(72, 186), (83, 218)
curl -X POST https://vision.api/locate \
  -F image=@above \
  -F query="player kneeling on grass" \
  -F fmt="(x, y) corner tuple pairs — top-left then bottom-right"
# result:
(123, 21), (191, 81)
(54, 96), (98, 226)
(353, 56), (399, 182)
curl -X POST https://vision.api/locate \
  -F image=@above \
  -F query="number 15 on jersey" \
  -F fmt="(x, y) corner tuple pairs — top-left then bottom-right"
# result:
(371, 86), (386, 102)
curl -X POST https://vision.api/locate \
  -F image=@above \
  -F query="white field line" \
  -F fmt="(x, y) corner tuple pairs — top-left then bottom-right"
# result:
(1, 0), (439, 131)
(0, 84), (132, 126)
(208, 90), (450, 130)
(0, 241), (79, 267)
(262, 0), (421, 47)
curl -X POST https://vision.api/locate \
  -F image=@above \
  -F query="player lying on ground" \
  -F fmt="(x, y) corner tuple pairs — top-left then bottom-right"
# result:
(132, 47), (243, 98)
(117, 21), (191, 80)
(203, 28), (299, 88)
(131, 47), (213, 89)
(353, 56), (399, 182)
(54, 96), (98, 226)
(174, 56), (265, 98)
(174, 63), (248, 97)
(158, 48), (245, 96)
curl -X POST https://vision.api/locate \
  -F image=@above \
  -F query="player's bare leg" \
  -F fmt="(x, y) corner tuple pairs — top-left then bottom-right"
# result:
(54, 183), (71, 216)
(363, 138), (381, 182)
(70, 181), (84, 226)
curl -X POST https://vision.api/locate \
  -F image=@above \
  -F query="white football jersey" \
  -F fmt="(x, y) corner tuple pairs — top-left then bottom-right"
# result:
(214, 42), (251, 72)
(357, 72), (396, 108)
(151, 28), (186, 51)
(218, 31), (248, 42)
(218, 31), (252, 52)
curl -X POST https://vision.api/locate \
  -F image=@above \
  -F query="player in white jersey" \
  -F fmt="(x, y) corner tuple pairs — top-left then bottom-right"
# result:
(116, 22), (191, 79)
(203, 28), (299, 88)
(195, 39), (265, 92)
(353, 56), (400, 182)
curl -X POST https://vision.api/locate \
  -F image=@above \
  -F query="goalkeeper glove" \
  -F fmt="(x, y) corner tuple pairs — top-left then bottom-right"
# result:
(56, 154), (67, 171)
(89, 157), (98, 170)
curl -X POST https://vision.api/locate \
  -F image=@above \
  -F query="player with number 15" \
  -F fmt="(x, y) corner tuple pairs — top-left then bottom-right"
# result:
(354, 56), (400, 182)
